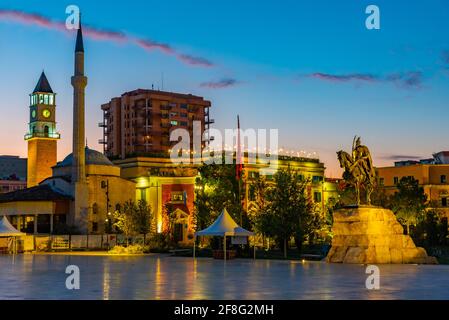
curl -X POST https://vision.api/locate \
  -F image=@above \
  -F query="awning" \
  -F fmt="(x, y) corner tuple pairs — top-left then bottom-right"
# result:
(0, 216), (25, 237)
(195, 208), (254, 237)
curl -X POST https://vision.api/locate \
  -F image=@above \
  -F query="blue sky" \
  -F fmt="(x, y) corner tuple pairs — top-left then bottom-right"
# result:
(0, 0), (448, 176)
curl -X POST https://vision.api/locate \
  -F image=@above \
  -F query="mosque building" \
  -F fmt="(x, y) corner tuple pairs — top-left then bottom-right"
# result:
(0, 19), (135, 234)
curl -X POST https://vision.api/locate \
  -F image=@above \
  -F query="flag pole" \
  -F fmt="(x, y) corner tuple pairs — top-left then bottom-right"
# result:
(237, 115), (243, 226)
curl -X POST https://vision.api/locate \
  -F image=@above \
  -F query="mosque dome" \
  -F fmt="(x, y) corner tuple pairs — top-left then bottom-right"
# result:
(57, 147), (114, 167)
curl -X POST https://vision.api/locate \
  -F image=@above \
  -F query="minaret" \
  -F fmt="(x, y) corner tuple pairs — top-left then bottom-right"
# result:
(72, 15), (87, 183)
(71, 15), (89, 232)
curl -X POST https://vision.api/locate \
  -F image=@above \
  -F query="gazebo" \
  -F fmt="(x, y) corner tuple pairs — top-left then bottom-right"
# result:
(194, 208), (255, 261)
(0, 216), (25, 254)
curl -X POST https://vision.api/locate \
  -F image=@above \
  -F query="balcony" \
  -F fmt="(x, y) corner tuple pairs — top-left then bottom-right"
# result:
(98, 122), (107, 128)
(160, 105), (171, 111)
(205, 119), (215, 125)
(24, 132), (60, 140)
(98, 139), (107, 144)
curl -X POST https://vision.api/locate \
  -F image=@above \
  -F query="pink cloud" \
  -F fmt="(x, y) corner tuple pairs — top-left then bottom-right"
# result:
(0, 9), (214, 67)
(303, 71), (423, 89)
(200, 78), (239, 89)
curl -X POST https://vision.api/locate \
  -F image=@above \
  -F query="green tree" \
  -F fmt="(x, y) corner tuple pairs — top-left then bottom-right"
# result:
(113, 200), (153, 245)
(133, 200), (153, 242)
(113, 200), (137, 245)
(163, 203), (176, 244)
(247, 173), (269, 232)
(193, 160), (248, 231)
(390, 176), (427, 235)
(257, 166), (316, 258)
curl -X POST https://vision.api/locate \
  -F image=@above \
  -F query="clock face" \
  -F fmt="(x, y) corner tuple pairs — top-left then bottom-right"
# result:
(31, 110), (36, 119)
(42, 109), (51, 118)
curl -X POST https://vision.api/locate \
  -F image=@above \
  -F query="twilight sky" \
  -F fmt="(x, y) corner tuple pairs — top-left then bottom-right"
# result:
(0, 0), (448, 177)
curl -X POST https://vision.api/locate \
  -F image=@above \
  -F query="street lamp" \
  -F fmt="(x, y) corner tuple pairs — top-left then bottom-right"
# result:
(101, 180), (111, 233)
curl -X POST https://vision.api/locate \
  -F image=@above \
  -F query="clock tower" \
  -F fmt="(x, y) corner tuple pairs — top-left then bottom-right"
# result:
(26, 71), (60, 187)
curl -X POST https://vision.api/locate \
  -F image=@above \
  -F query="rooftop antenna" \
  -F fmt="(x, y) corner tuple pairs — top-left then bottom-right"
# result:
(161, 72), (164, 91)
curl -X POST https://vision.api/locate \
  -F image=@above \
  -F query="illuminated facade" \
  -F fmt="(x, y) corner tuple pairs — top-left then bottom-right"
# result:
(377, 152), (449, 219)
(100, 89), (213, 159)
(115, 154), (337, 243)
(244, 155), (338, 212)
(116, 156), (198, 243)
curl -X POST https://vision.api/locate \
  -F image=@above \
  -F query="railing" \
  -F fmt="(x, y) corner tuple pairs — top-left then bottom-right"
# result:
(98, 139), (107, 144)
(24, 132), (60, 140)
(98, 122), (107, 127)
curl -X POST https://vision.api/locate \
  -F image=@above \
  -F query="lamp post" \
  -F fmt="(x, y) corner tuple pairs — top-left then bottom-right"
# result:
(101, 180), (112, 233)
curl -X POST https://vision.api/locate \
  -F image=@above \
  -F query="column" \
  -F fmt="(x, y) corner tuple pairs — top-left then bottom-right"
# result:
(34, 215), (38, 234)
(50, 214), (54, 234)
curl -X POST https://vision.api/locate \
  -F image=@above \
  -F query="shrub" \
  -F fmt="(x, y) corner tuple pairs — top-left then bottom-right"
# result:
(108, 244), (144, 255)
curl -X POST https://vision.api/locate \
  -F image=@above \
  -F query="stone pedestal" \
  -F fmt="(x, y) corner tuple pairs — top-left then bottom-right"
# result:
(326, 206), (438, 264)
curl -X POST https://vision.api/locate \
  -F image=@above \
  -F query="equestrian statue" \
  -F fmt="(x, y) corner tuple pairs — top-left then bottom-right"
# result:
(337, 136), (376, 205)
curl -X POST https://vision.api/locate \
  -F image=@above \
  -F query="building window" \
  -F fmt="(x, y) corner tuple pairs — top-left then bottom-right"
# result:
(314, 191), (322, 203)
(379, 178), (385, 186)
(394, 177), (399, 185)
(312, 176), (323, 183)
(442, 197), (447, 207)
(92, 203), (98, 215)
(170, 120), (178, 126)
(92, 222), (98, 232)
(171, 191), (185, 203)
(441, 175), (447, 184)
(180, 104), (188, 109)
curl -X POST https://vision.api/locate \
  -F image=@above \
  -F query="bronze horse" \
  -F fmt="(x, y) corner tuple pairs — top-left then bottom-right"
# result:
(337, 150), (374, 205)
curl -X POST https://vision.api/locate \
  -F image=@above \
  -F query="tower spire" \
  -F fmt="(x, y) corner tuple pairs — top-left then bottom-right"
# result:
(75, 13), (84, 53)
(33, 71), (53, 93)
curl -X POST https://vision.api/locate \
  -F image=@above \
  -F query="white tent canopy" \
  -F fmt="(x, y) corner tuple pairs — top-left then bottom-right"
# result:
(0, 216), (25, 237)
(194, 209), (255, 261)
(195, 208), (254, 237)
